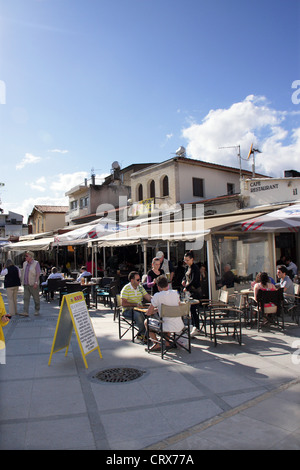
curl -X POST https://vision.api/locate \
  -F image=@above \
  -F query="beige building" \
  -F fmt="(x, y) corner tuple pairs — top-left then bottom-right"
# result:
(130, 156), (265, 210)
(65, 163), (154, 225)
(28, 205), (68, 234)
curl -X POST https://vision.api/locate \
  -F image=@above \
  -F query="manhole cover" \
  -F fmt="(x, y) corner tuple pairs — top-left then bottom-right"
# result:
(92, 367), (146, 383)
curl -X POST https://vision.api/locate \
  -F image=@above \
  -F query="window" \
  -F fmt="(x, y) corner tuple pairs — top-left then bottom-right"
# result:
(149, 180), (155, 198)
(162, 175), (169, 197)
(192, 178), (204, 197)
(70, 200), (78, 210)
(227, 183), (235, 195)
(79, 196), (89, 209)
(137, 184), (143, 201)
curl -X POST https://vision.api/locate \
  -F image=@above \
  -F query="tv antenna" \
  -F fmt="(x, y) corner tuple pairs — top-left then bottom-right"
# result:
(219, 145), (242, 178)
(247, 143), (262, 178)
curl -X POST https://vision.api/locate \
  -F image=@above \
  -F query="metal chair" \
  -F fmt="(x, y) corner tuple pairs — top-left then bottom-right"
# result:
(111, 287), (121, 321)
(211, 305), (243, 346)
(118, 307), (140, 342)
(256, 288), (285, 330)
(146, 303), (191, 359)
(96, 279), (116, 309)
(64, 282), (90, 308)
(44, 279), (66, 303)
(199, 289), (232, 340)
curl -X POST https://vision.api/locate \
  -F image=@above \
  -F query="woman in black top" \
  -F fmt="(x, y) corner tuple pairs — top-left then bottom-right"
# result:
(147, 258), (164, 294)
(182, 251), (201, 336)
(1, 259), (21, 316)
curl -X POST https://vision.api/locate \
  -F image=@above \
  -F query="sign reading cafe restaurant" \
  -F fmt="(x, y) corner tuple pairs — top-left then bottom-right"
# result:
(242, 177), (300, 207)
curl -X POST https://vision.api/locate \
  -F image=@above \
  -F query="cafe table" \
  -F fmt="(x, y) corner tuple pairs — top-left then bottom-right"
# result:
(239, 288), (255, 327)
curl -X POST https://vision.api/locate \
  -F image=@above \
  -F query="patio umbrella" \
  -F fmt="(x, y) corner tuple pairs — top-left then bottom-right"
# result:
(241, 204), (300, 232)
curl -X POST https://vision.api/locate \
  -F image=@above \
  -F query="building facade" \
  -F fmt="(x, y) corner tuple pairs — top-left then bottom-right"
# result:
(130, 156), (265, 208)
(28, 205), (68, 234)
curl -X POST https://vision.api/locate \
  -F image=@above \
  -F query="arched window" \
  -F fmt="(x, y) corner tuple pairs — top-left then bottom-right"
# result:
(149, 180), (155, 198)
(162, 175), (169, 197)
(137, 184), (143, 201)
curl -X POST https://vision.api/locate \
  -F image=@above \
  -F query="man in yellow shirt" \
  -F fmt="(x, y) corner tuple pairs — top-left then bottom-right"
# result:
(120, 271), (151, 338)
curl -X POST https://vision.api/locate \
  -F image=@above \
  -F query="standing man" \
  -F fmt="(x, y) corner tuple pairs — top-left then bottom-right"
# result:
(20, 251), (41, 316)
(156, 250), (175, 284)
(120, 271), (151, 340)
(285, 257), (298, 278)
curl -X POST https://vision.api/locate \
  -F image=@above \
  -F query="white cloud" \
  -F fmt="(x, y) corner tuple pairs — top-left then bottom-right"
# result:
(4, 196), (69, 221)
(48, 149), (69, 154)
(181, 95), (300, 177)
(27, 176), (46, 192)
(16, 153), (42, 170)
(50, 171), (89, 194)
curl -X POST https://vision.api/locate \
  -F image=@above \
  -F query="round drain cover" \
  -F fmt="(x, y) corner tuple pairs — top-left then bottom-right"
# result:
(92, 367), (146, 383)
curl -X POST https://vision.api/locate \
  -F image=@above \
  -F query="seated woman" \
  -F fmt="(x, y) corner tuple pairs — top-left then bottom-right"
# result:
(253, 271), (276, 325)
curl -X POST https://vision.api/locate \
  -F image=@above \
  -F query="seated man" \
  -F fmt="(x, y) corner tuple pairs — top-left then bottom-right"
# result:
(41, 267), (64, 299)
(76, 266), (92, 283)
(276, 265), (295, 304)
(120, 271), (151, 340)
(221, 264), (235, 288)
(145, 275), (184, 351)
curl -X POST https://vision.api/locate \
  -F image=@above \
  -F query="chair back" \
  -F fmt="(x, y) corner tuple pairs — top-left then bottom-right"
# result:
(161, 303), (190, 318)
(116, 294), (122, 307)
(110, 285), (119, 298)
(257, 288), (284, 314)
(83, 274), (92, 282)
(218, 289), (229, 304)
(47, 279), (66, 291)
(101, 277), (114, 288)
(65, 283), (86, 294)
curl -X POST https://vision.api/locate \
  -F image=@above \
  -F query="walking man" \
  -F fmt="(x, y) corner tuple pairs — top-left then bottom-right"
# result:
(20, 251), (41, 316)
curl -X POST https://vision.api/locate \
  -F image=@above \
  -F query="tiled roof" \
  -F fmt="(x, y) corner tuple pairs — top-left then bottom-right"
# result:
(33, 205), (69, 213)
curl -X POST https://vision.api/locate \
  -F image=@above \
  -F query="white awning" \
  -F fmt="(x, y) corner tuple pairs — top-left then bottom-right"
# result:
(94, 210), (268, 247)
(2, 237), (54, 252)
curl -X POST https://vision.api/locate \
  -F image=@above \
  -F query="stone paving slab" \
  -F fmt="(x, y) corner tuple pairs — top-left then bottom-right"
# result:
(0, 286), (300, 450)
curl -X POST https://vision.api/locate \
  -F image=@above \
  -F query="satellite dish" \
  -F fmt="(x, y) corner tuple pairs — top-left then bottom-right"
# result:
(175, 146), (186, 157)
(112, 161), (120, 170)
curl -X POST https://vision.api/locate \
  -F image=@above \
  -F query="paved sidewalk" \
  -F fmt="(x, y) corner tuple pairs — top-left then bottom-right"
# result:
(0, 285), (300, 450)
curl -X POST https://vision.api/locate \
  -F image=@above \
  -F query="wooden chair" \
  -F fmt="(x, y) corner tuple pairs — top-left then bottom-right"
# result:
(146, 303), (191, 359)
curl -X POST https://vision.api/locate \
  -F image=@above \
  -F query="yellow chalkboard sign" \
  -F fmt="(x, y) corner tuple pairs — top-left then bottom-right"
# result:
(0, 293), (7, 363)
(48, 291), (102, 368)
(0, 292), (6, 316)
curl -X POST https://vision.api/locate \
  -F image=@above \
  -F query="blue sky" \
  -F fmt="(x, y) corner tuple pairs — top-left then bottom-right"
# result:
(0, 0), (300, 220)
